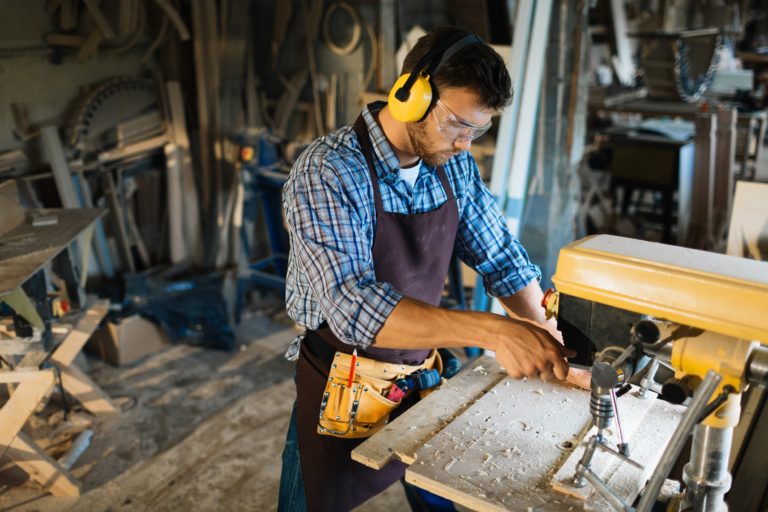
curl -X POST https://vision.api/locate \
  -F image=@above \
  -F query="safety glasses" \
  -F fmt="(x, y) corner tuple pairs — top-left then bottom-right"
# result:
(431, 99), (492, 142)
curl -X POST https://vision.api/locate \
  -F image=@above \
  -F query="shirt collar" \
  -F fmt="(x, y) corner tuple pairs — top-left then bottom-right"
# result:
(361, 102), (438, 183)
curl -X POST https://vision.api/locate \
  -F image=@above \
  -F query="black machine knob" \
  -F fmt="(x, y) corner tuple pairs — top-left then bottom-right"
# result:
(661, 375), (701, 404)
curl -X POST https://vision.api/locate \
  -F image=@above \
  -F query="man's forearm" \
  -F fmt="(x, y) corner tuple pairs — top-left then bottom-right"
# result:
(373, 296), (504, 351)
(498, 280), (548, 324)
(374, 293), (572, 381)
(374, 281), (551, 351)
(500, 281), (561, 341)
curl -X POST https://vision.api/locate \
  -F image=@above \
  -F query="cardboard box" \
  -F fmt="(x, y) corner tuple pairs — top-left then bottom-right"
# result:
(88, 315), (169, 366)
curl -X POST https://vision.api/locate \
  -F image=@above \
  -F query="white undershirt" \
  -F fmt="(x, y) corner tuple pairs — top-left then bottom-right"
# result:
(398, 159), (422, 193)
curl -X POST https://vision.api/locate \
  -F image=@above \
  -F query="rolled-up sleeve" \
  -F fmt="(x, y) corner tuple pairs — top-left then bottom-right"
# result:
(283, 152), (403, 348)
(453, 157), (541, 297)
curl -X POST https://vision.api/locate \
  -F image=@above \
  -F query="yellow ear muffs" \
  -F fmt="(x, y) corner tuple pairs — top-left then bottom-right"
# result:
(388, 73), (433, 123)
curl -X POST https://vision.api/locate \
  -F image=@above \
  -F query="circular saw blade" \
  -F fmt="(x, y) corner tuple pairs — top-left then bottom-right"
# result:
(67, 76), (159, 158)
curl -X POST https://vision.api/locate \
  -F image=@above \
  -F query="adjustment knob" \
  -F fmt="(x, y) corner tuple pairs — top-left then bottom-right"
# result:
(661, 375), (701, 404)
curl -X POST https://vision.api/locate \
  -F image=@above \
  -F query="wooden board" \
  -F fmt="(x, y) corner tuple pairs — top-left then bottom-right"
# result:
(352, 355), (506, 469)
(404, 377), (685, 511)
(0, 180), (25, 234)
(50, 300), (110, 366)
(0, 209), (104, 296)
(6, 432), (80, 497)
(726, 181), (768, 260)
(550, 394), (685, 506)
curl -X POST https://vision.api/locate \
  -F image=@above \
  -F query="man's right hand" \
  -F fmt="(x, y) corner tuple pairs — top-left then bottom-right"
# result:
(375, 297), (575, 382)
(490, 316), (576, 382)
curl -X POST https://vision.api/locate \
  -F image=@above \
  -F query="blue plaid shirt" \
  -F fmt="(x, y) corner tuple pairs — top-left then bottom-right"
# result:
(283, 103), (541, 359)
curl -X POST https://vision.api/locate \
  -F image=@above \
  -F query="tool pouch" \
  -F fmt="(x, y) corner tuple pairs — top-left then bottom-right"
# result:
(317, 350), (442, 439)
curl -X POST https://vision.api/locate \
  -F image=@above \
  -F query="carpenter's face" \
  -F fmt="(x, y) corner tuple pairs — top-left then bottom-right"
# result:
(406, 87), (493, 167)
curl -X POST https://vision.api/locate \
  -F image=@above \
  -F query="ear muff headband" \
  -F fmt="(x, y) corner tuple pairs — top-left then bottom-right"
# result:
(389, 32), (483, 123)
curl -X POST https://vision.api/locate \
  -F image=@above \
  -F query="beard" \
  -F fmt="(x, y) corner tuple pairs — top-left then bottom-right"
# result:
(406, 120), (454, 167)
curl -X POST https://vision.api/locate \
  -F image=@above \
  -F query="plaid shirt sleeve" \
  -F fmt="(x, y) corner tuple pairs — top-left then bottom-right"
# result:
(283, 149), (403, 349)
(453, 156), (542, 297)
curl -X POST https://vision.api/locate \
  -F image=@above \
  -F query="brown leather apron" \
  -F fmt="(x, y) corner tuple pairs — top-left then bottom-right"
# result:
(295, 109), (460, 511)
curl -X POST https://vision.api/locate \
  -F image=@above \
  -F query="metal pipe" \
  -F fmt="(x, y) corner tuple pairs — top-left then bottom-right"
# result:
(58, 429), (93, 471)
(635, 370), (722, 512)
(582, 466), (632, 512)
(682, 424), (732, 512)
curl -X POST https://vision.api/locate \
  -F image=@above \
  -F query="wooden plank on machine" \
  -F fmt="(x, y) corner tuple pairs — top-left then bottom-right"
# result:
(405, 376), (590, 510)
(352, 355), (506, 470)
(550, 392), (684, 506)
(405, 375), (686, 511)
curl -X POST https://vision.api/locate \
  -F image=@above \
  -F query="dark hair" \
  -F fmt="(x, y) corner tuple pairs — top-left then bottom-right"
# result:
(401, 26), (513, 110)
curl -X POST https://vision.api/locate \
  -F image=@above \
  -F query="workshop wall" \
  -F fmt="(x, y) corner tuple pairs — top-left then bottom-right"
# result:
(0, 0), (146, 155)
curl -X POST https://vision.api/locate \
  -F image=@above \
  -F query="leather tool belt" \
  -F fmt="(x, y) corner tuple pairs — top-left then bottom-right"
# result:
(317, 349), (442, 439)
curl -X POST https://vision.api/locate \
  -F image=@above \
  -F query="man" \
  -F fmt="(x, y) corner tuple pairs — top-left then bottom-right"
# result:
(279, 26), (577, 511)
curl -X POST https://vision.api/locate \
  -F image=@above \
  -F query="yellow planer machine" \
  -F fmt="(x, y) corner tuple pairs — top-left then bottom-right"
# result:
(544, 235), (768, 512)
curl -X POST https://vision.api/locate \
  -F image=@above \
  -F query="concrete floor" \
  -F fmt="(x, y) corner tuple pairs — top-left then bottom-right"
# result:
(0, 311), (409, 511)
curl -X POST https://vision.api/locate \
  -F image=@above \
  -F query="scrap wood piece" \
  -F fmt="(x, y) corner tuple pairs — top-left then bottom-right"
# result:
(551, 397), (685, 508)
(151, 0), (190, 40)
(83, 0), (116, 39)
(78, 29), (103, 60)
(352, 355), (505, 470)
(11, 103), (35, 141)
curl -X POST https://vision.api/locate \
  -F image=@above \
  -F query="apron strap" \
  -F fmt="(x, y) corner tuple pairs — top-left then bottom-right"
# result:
(435, 164), (455, 201)
(353, 113), (384, 212)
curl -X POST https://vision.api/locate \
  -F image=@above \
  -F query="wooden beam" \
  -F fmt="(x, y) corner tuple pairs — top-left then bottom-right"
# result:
(50, 300), (110, 366)
(7, 432), (81, 497)
(0, 371), (55, 450)
(83, 0), (116, 39)
(713, 107), (737, 242)
(687, 113), (716, 248)
(60, 364), (119, 414)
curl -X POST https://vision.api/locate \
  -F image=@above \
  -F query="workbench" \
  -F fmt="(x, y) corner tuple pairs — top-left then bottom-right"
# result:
(353, 355), (686, 511)
(0, 179), (118, 496)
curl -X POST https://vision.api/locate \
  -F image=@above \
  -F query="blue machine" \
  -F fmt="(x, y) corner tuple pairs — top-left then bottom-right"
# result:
(238, 131), (290, 297)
